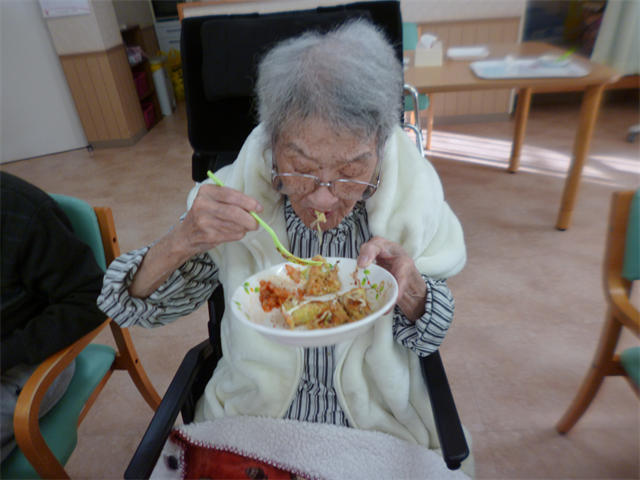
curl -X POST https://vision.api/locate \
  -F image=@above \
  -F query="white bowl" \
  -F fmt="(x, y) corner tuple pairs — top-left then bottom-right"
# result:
(230, 257), (399, 347)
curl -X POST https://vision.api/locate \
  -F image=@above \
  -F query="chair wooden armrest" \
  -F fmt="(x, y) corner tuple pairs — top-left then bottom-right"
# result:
(605, 271), (639, 336)
(109, 322), (162, 410)
(603, 190), (640, 336)
(93, 207), (119, 266)
(3, 200), (162, 479)
(607, 290), (640, 336)
(556, 189), (640, 434)
(12, 318), (112, 479)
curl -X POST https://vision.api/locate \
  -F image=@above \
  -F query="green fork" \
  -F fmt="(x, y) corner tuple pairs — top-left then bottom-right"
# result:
(207, 171), (323, 266)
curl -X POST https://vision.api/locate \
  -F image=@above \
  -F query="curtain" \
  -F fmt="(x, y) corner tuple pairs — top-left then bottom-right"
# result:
(591, 0), (640, 75)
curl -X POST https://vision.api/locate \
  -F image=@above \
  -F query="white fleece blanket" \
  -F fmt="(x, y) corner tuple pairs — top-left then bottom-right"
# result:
(150, 416), (471, 480)
(186, 124), (467, 458)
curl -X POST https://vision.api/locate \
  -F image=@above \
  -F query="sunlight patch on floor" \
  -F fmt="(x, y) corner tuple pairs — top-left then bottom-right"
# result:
(418, 130), (639, 188)
(590, 154), (640, 175)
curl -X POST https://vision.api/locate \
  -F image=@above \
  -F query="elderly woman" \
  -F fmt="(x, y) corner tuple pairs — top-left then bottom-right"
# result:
(99, 19), (470, 475)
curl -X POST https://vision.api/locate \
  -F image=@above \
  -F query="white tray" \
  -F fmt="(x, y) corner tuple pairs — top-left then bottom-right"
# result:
(470, 58), (590, 79)
(447, 46), (489, 60)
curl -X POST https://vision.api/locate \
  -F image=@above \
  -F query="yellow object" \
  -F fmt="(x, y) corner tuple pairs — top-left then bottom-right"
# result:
(159, 49), (185, 102)
(149, 55), (166, 73)
(166, 49), (181, 69)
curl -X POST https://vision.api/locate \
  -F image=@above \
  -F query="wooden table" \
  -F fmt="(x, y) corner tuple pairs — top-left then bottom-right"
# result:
(404, 42), (620, 230)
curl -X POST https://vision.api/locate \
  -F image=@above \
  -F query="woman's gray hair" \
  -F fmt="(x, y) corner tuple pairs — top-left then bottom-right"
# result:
(256, 19), (403, 153)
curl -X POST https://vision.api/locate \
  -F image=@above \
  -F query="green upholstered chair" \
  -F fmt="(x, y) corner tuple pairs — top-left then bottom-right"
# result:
(402, 22), (433, 150)
(0, 195), (161, 479)
(556, 189), (640, 434)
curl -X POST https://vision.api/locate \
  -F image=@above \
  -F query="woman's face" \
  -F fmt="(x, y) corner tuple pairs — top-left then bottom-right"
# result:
(273, 118), (378, 231)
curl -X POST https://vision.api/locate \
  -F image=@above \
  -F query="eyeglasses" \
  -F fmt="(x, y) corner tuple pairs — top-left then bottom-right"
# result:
(270, 154), (382, 202)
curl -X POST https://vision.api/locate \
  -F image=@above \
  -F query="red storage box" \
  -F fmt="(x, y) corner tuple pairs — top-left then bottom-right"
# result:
(134, 72), (147, 98)
(142, 102), (155, 129)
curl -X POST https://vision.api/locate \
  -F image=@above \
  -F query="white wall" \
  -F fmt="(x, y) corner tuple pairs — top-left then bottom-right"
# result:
(112, 0), (154, 29)
(181, 0), (526, 21)
(401, 0), (526, 23)
(1, 0), (87, 163)
(46, 0), (122, 55)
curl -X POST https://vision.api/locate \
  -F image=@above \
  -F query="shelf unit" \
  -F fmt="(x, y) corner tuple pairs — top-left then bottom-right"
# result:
(154, 17), (181, 55)
(120, 25), (162, 131)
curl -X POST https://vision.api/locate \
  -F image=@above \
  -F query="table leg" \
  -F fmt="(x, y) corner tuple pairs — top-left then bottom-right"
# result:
(556, 84), (605, 230)
(426, 94), (434, 150)
(509, 87), (533, 173)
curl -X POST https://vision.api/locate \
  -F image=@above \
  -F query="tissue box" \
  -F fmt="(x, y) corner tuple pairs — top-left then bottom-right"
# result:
(415, 41), (443, 67)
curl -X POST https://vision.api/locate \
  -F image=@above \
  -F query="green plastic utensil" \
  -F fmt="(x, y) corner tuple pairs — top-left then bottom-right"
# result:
(207, 171), (323, 266)
(556, 47), (577, 62)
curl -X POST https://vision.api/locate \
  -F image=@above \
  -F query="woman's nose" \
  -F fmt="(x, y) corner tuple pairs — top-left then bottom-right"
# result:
(307, 184), (338, 209)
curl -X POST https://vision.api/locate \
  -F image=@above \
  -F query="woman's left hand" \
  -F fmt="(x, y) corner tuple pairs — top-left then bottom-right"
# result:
(358, 236), (427, 322)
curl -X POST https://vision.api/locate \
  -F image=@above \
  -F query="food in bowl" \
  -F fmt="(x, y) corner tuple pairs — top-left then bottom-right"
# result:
(257, 255), (378, 330)
(281, 287), (373, 329)
(231, 257), (398, 347)
(300, 258), (341, 295)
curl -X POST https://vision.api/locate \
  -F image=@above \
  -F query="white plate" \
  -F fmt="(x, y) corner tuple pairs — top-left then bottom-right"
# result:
(230, 257), (398, 347)
(447, 46), (489, 60)
(470, 57), (589, 79)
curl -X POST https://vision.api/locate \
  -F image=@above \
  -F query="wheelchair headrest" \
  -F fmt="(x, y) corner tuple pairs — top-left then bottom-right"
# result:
(200, 9), (371, 101)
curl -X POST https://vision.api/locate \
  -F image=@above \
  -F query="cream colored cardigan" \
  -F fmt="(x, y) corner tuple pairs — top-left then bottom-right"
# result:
(188, 124), (466, 451)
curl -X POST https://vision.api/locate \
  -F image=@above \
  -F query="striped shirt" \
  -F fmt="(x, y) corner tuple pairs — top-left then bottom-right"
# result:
(98, 198), (455, 426)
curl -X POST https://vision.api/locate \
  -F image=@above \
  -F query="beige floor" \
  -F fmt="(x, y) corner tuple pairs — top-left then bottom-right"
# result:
(2, 92), (639, 479)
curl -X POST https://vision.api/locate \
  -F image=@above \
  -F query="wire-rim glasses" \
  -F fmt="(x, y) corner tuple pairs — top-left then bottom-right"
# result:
(269, 153), (382, 202)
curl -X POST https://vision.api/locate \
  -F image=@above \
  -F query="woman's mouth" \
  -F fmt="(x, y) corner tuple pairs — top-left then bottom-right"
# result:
(311, 209), (332, 219)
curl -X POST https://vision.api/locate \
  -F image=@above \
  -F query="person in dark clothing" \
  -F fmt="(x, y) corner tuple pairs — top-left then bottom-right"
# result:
(0, 172), (107, 461)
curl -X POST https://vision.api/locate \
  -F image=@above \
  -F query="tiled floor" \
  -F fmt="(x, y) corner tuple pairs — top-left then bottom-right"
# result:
(2, 92), (639, 479)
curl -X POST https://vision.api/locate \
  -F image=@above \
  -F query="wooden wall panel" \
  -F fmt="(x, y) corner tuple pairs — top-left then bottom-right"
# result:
(494, 89), (512, 113)
(59, 45), (145, 145)
(87, 56), (120, 140)
(109, 47), (137, 135)
(108, 45), (145, 135)
(504, 22), (520, 44)
(488, 23), (505, 43)
(481, 90), (497, 114)
(417, 17), (521, 122)
(469, 91), (484, 115)
(462, 26), (476, 45)
(475, 23), (490, 44)
(73, 57), (110, 141)
(98, 54), (129, 139)
(61, 59), (99, 141)
(443, 92), (458, 116)
(457, 91), (471, 116)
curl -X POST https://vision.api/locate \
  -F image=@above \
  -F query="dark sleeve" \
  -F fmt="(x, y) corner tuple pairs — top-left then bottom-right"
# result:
(1, 201), (107, 373)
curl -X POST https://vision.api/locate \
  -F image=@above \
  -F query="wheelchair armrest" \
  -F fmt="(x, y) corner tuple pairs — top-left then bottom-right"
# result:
(124, 339), (214, 480)
(420, 350), (469, 470)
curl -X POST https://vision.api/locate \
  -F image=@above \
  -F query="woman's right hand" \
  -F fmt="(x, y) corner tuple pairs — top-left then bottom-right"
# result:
(173, 184), (264, 258)
(128, 184), (263, 299)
